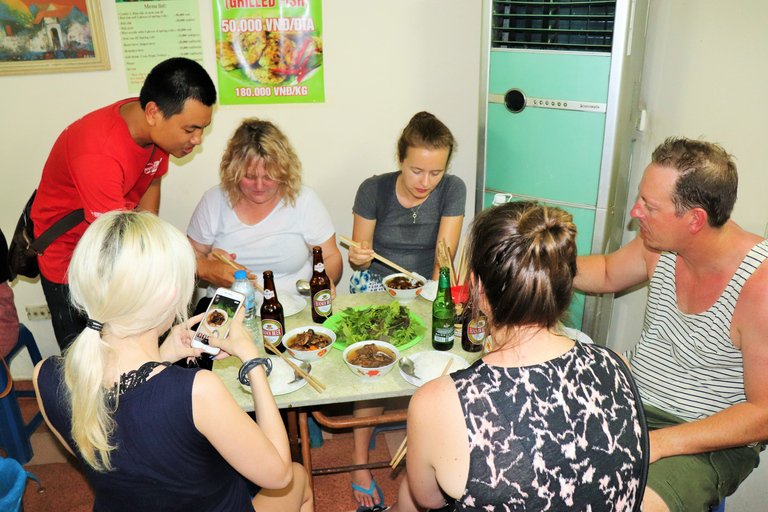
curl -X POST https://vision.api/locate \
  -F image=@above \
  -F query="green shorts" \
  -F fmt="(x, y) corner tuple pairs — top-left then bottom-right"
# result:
(644, 404), (764, 512)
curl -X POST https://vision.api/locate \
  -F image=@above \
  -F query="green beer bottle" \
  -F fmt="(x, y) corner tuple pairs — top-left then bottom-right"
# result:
(432, 267), (456, 351)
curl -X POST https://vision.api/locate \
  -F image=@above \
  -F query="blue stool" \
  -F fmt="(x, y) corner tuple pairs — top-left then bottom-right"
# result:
(0, 325), (44, 465)
(368, 422), (406, 450)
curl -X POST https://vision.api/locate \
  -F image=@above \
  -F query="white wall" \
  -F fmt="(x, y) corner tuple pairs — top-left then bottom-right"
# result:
(607, 1), (768, 508)
(0, 1), (482, 377)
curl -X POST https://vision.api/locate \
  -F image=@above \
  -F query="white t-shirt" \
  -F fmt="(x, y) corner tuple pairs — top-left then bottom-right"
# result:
(187, 185), (336, 296)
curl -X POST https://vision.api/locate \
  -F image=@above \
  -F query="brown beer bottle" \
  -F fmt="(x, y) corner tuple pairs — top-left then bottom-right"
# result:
(260, 271), (286, 352)
(461, 306), (486, 353)
(309, 246), (333, 323)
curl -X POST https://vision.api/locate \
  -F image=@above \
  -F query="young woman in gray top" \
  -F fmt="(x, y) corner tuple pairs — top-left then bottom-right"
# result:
(347, 112), (466, 509)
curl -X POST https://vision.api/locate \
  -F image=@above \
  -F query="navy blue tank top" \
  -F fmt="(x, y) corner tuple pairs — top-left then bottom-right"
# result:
(38, 358), (254, 512)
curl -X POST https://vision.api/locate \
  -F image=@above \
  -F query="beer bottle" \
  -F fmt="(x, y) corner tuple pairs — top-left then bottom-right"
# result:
(432, 267), (455, 351)
(260, 271), (286, 353)
(462, 307), (486, 353)
(309, 246), (333, 323)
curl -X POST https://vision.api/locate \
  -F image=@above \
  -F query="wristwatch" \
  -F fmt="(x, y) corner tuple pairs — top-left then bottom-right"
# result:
(238, 357), (273, 385)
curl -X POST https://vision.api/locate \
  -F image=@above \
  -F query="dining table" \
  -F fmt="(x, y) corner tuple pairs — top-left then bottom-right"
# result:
(212, 290), (483, 491)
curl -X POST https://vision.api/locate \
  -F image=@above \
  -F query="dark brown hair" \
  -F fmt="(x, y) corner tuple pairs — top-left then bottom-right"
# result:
(467, 201), (577, 334)
(396, 111), (456, 167)
(652, 137), (737, 228)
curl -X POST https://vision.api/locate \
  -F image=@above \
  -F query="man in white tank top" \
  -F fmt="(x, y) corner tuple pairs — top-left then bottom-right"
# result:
(575, 138), (768, 512)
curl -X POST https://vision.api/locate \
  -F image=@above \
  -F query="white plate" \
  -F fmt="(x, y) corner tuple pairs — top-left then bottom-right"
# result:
(256, 292), (307, 318)
(399, 351), (470, 387)
(240, 356), (308, 396)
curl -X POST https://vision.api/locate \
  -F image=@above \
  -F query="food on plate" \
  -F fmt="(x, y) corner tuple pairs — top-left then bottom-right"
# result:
(287, 329), (332, 351)
(385, 276), (424, 290)
(207, 310), (226, 326)
(332, 301), (418, 347)
(346, 343), (395, 368)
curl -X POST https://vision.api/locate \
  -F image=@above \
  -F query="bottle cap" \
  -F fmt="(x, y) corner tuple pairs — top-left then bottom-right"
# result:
(234, 270), (247, 279)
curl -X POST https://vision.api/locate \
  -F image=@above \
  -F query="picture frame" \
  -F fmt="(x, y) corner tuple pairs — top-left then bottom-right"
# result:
(0, 0), (110, 76)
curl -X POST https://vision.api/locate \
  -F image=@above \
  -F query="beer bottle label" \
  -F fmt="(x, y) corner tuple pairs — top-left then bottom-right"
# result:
(262, 319), (283, 344)
(434, 322), (454, 343)
(264, 289), (275, 300)
(313, 289), (332, 316)
(313, 262), (325, 273)
(467, 317), (487, 344)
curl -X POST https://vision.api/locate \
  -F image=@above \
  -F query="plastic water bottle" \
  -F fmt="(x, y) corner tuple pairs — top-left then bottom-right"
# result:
(231, 270), (257, 329)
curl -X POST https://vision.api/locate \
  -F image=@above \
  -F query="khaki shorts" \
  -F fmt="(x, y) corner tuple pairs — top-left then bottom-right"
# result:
(644, 404), (764, 512)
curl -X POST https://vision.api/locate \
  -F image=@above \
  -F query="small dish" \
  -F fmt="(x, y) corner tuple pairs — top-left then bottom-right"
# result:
(399, 351), (469, 387)
(382, 273), (425, 304)
(342, 340), (400, 381)
(283, 326), (336, 362)
(240, 356), (309, 396)
(256, 292), (307, 317)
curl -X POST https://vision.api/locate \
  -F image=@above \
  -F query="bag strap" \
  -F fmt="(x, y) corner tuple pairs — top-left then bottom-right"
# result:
(30, 209), (85, 254)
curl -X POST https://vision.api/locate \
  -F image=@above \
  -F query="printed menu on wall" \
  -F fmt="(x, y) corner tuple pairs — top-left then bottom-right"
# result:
(116, 0), (205, 93)
(212, 0), (324, 105)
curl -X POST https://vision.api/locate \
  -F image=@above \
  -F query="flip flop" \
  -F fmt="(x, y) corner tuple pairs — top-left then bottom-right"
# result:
(352, 478), (384, 508)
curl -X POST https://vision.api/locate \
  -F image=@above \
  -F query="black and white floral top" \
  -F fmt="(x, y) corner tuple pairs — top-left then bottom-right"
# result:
(450, 341), (647, 512)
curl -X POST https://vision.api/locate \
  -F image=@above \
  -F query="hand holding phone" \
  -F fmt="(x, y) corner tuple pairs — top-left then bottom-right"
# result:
(191, 288), (245, 356)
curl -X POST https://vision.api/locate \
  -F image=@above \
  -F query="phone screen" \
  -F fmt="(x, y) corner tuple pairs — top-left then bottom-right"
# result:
(193, 292), (242, 348)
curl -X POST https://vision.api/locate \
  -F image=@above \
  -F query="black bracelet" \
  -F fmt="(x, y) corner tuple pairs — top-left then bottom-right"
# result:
(238, 358), (273, 385)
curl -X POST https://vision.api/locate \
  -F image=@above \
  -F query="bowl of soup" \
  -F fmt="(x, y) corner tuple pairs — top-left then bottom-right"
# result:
(283, 326), (336, 362)
(382, 273), (425, 304)
(342, 340), (400, 381)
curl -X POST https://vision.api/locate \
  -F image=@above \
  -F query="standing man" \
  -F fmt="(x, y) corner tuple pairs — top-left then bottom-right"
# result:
(31, 57), (216, 350)
(575, 137), (768, 512)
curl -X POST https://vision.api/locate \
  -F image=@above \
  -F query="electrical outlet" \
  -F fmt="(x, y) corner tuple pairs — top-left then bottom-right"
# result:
(26, 304), (51, 321)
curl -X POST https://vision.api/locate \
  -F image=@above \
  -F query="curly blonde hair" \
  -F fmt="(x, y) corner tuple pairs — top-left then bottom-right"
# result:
(219, 118), (303, 207)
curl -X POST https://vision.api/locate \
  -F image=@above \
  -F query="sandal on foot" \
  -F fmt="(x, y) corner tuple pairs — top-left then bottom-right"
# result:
(356, 506), (389, 512)
(352, 478), (384, 508)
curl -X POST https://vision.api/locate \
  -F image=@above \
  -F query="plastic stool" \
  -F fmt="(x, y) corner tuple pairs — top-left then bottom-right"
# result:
(0, 324), (44, 464)
(0, 457), (44, 512)
(368, 422), (406, 450)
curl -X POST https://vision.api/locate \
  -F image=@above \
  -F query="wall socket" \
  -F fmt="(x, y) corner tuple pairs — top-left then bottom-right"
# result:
(26, 304), (51, 321)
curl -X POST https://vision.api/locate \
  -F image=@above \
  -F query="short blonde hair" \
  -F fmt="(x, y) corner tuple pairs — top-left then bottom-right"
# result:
(219, 118), (303, 207)
(65, 211), (196, 471)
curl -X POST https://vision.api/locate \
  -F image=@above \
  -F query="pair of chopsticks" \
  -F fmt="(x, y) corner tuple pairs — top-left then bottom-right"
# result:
(263, 340), (326, 393)
(390, 358), (454, 468)
(213, 252), (265, 292)
(339, 235), (421, 281)
(436, 237), (457, 287)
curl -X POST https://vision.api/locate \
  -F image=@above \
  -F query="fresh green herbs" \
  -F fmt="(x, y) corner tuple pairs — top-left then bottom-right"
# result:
(333, 301), (420, 347)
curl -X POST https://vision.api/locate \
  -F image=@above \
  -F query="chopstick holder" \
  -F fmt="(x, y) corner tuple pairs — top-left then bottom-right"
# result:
(339, 236), (421, 281)
(264, 340), (326, 393)
(390, 358), (454, 467)
(212, 252), (265, 292)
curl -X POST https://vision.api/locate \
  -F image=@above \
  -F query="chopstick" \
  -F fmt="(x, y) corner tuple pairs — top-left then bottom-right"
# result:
(437, 237), (457, 287)
(263, 340), (326, 393)
(456, 235), (468, 287)
(213, 252), (264, 292)
(390, 358), (454, 467)
(339, 235), (421, 281)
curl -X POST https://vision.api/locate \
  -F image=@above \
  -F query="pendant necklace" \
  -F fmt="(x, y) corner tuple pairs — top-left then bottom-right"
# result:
(411, 202), (424, 224)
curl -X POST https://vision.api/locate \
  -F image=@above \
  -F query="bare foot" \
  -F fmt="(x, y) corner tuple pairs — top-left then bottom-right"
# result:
(351, 468), (382, 508)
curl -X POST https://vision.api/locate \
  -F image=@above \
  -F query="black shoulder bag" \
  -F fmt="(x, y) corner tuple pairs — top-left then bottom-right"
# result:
(7, 190), (85, 280)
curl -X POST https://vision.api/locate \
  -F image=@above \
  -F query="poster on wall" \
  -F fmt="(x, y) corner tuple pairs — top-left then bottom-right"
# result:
(212, 0), (324, 105)
(0, 0), (109, 76)
(116, 0), (204, 93)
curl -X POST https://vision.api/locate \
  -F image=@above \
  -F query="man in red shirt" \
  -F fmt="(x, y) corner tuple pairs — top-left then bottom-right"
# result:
(31, 57), (216, 349)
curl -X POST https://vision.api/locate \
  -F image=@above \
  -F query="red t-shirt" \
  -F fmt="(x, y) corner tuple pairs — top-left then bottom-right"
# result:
(31, 99), (169, 283)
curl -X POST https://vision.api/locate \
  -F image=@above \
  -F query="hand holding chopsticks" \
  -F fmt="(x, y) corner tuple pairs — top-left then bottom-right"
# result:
(390, 357), (455, 467)
(263, 340), (326, 393)
(212, 252), (264, 292)
(339, 235), (421, 281)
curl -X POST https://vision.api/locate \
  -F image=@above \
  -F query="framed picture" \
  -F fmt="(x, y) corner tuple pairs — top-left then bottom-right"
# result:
(0, 0), (110, 76)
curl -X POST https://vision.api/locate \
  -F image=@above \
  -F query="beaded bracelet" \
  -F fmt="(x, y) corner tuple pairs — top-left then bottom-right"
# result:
(238, 358), (273, 386)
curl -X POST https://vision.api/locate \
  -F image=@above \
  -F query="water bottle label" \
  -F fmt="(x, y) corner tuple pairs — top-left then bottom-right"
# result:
(314, 262), (325, 273)
(262, 319), (283, 344)
(313, 289), (332, 315)
(264, 289), (275, 300)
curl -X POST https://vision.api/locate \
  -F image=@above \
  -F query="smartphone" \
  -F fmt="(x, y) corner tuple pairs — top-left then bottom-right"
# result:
(191, 287), (245, 356)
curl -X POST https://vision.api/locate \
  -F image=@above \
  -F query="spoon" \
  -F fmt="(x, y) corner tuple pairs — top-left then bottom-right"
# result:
(288, 361), (313, 384)
(398, 357), (419, 379)
(296, 279), (311, 296)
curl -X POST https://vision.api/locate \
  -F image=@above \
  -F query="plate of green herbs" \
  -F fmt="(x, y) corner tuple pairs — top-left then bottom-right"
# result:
(324, 300), (426, 351)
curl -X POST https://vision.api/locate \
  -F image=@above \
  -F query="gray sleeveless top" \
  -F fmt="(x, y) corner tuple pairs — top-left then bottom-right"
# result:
(629, 240), (768, 421)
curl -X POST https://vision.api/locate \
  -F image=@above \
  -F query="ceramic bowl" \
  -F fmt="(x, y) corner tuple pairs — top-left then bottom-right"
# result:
(342, 340), (400, 381)
(283, 326), (336, 362)
(382, 273), (425, 304)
